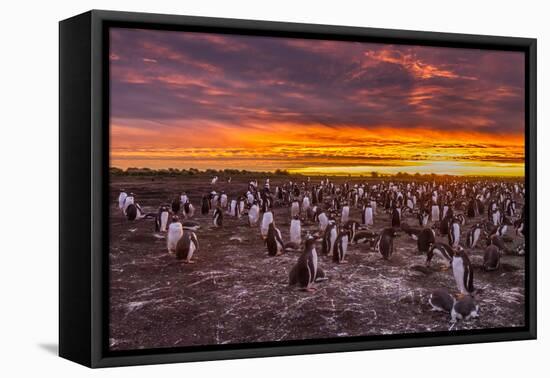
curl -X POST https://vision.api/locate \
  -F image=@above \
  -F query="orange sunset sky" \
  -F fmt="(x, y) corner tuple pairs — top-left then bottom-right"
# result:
(110, 29), (525, 176)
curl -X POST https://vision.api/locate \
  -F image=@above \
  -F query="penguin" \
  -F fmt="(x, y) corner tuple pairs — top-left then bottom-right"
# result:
(175, 230), (199, 263)
(352, 231), (378, 245)
(180, 192), (189, 206)
(375, 228), (398, 260)
(291, 200), (300, 218)
(182, 201), (195, 219)
(166, 217), (183, 254)
(426, 242), (454, 268)
(238, 197), (246, 218)
(302, 195), (311, 215)
(466, 223), (483, 248)
(428, 288), (455, 313)
(248, 202), (260, 227)
(322, 221), (338, 256)
(483, 244), (500, 271)
(418, 209), (429, 227)
(228, 199), (238, 217)
(171, 196), (181, 214)
(118, 189), (128, 210)
(290, 215), (302, 245)
(456, 214), (466, 226)
(261, 211), (274, 239)
(452, 247), (475, 296)
(220, 192), (228, 209)
(362, 203), (374, 226)
(212, 207), (223, 227)
(123, 193), (135, 212)
(201, 195), (210, 215)
(488, 234), (506, 251)
(343, 220), (360, 244)
(391, 207), (401, 228)
(125, 202), (146, 221)
(417, 228), (436, 256)
(494, 216), (511, 237)
(439, 215), (450, 236)
(318, 211), (329, 232)
(448, 217), (461, 248)
(333, 226), (350, 263)
(451, 295), (480, 323)
(211, 192), (219, 209)
(155, 205), (170, 232)
(341, 204), (350, 224)
(289, 235), (322, 291)
(266, 222), (284, 256)
(211, 176), (218, 185)
(431, 203), (440, 222)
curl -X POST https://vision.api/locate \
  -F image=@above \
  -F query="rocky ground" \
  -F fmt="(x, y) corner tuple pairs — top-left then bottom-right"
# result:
(109, 175), (525, 351)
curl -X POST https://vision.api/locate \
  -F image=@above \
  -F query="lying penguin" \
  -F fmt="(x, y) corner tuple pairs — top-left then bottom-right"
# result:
(428, 288), (455, 313)
(451, 295), (480, 323)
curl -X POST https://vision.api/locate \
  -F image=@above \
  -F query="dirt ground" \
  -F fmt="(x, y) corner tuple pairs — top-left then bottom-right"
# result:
(108, 175), (525, 351)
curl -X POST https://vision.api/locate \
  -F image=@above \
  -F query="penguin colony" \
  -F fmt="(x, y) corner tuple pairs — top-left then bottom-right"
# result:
(114, 176), (526, 328)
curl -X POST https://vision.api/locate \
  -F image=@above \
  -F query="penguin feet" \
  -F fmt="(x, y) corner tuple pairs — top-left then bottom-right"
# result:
(440, 265), (450, 272)
(340, 260), (349, 264)
(184, 260), (196, 264)
(304, 286), (317, 292)
(455, 293), (466, 300)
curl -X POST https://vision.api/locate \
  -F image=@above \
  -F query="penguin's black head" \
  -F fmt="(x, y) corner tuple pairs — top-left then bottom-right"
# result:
(171, 215), (179, 222)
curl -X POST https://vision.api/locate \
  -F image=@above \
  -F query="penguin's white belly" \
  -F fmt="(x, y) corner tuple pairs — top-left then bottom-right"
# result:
(290, 221), (301, 244)
(167, 228), (183, 253)
(431, 205), (440, 221)
(260, 213), (273, 237)
(311, 248), (318, 283)
(291, 203), (300, 218)
(452, 257), (466, 293)
(473, 229), (480, 247)
(118, 193), (127, 209)
(371, 201), (377, 214)
(341, 207), (349, 223)
(319, 214), (328, 231)
(364, 208), (373, 225)
(329, 229), (337, 253)
(160, 212), (169, 232)
(452, 224), (460, 246)
(442, 206), (449, 219)
(341, 236), (348, 259)
(187, 240), (196, 260)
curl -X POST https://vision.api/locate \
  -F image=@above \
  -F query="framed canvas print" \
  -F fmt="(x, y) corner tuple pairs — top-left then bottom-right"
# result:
(59, 10), (537, 368)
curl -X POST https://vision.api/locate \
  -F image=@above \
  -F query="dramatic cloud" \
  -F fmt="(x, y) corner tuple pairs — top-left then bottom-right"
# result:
(109, 28), (525, 176)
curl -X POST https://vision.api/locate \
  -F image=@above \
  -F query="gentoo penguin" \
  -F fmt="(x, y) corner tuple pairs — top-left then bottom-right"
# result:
(452, 247), (475, 296)
(483, 244), (500, 271)
(180, 192), (189, 206)
(248, 202), (260, 227)
(266, 222), (284, 256)
(118, 189), (128, 210)
(431, 203), (440, 222)
(466, 223), (483, 248)
(488, 234), (506, 251)
(322, 221), (338, 256)
(318, 211), (329, 232)
(166, 217), (183, 254)
(451, 295), (480, 323)
(426, 242), (454, 268)
(418, 209), (429, 227)
(494, 216), (512, 237)
(123, 193), (135, 212)
(341, 204), (350, 224)
(302, 195), (311, 214)
(182, 201), (195, 219)
(290, 215), (302, 245)
(289, 235), (323, 291)
(391, 207), (401, 228)
(125, 202), (145, 221)
(428, 288), (455, 312)
(211, 176), (218, 185)
(375, 228), (398, 260)
(201, 195), (210, 215)
(260, 211), (274, 239)
(155, 205), (170, 232)
(333, 227), (350, 264)
(343, 220), (360, 244)
(212, 207), (223, 227)
(362, 203), (374, 226)
(448, 217), (461, 248)
(175, 230), (199, 263)
(417, 228), (436, 256)
(238, 196), (246, 218)
(171, 196), (181, 214)
(291, 200), (300, 218)
(220, 192), (228, 209)
(228, 199), (238, 216)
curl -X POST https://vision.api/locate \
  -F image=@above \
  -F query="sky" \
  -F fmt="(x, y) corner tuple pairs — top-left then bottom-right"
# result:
(109, 28), (525, 176)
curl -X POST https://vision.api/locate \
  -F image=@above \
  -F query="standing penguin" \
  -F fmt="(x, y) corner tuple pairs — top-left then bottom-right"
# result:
(418, 209), (429, 227)
(431, 202), (440, 222)
(318, 211), (329, 232)
(291, 200), (300, 218)
(452, 247), (475, 296)
(200, 195), (209, 215)
(417, 228), (436, 256)
(220, 192), (228, 209)
(290, 215), (302, 245)
(182, 201), (195, 219)
(171, 196), (182, 214)
(448, 217), (461, 248)
(248, 202), (260, 227)
(118, 189), (128, 211)
(228, 199), (238, 217)
(212, 207), (223, 227)
(289, 235), (323, 291)
(155, 205), (170, 232)
(322, 221), (338, 256)
(391, 206), (401, 228)
(261, 211), (274, 239)
(466, 223), (483, 248)
(341, 204), (350, 224)
(362, 203), (374, 226)
(175, 230), (199, 264)
(266, 222), (284, 256)
(123, 193), (135, 213)
(375, 228), (398, 260)
(333, 227), (350, 264)
(166, 217), (183, 254)
(483, 244), (500, 271)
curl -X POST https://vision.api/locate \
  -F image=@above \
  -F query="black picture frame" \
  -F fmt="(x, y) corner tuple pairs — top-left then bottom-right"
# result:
(59, 9), (537, 368)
